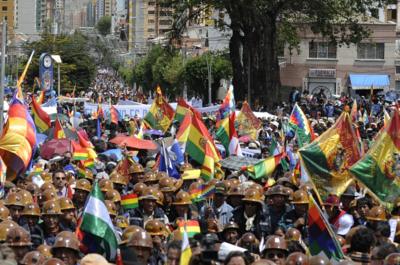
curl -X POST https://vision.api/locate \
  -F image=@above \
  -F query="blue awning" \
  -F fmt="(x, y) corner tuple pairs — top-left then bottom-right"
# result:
(349, 74), (390, 90)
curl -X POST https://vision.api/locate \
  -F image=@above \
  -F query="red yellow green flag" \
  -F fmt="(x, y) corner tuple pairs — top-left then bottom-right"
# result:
(175, 97), (201, 123)
(177, 113), (221, 181)
(246, 153), (284, 179)
(299, 112), (361, 199)
(143, 86), (175, 133)
(350, 110), (400, 207)
(72, 141), (89, 161)
(121, 193), (139, 210)
(178, 220), (201, 238)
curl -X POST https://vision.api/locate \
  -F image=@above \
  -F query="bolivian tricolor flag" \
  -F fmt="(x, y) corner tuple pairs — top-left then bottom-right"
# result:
(299, 112), (361, 199)
(31, 94), (51, 133)
(215, 112), (241, 156)
(144, 86), (175, 133)
(178, 220), (201, 238)
(72, 141), (89, 161)
(121, 193), (139, 210)
(350, 110), (400, 207)
(175, 97), (201, 123)
(246, 153), (284, 179)
(177, 112), (221, 181)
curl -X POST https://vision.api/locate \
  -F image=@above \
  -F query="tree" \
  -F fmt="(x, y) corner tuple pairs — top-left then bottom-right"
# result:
(184, 52), (232, 100)
(133, 45), (231, 99)
(96, 16), (111, 36)
(166, 0), (387, 107)
(22, 32), (96, 93)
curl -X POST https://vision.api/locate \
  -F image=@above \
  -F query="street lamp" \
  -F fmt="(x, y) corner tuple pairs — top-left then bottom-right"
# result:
(51, 55), (62, 96)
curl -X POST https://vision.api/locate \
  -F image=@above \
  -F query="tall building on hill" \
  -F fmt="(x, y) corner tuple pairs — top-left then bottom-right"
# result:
(128, 0), (174, 53)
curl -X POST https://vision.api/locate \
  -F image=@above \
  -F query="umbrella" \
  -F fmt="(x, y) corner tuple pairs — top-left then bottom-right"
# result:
(239, 135), (251, 143)
(144, 129), (164, 136)
(220, 156), (261, 171)
(45, 127), (78, 141)
(40, 139), (72, 160)
(101, 149), (123, 161)
(110, 135), (158, 150)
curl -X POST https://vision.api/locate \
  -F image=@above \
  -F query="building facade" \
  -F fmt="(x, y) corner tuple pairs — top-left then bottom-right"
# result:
(0, 0), (14, 33)
(15, 0), (38, 36)
(279, 20), (397, 97)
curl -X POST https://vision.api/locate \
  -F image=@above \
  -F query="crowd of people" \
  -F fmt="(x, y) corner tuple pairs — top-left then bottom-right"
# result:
(1, 68), (400, 265)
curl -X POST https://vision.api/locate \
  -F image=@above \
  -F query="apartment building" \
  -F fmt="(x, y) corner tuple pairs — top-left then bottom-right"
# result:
(128, 0), (173, 52)
(0, 0), (14, 33)
(279, 18), (397, 98)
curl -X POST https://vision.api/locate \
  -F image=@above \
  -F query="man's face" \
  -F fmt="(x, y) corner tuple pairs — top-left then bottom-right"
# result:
(294, 204), (308, 216)
(174, 205), (188, 217)
(61, 209), (76, 224)
(53, 248), (78, 265)
(224, 229), (239, 245)
(166, 247), (180, 265)
(264, 250), (287, 265)
(73, 189), (89, 205)
(133, 246), (151, 265)
(244, 202), (258, 217)
(9, 205), (24, 222)
(271, 195), (285, 207)
(43, 215), (59, 230)
(213, 193), (225, 207)
(357, 204), (370, 218)
(23, 215), (39, 228)
(53, 172), (67, 189)
(141, 199), (155, 214)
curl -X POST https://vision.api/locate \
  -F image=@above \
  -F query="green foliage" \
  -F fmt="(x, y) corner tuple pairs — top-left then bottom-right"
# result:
(118, 65), (134, 86)
(133, 45), (232, 99)
(184, 52), (232, 98)
(96, 16), (112, 36)
(165, 0), (389, 106)
(22, 32), (96, 93)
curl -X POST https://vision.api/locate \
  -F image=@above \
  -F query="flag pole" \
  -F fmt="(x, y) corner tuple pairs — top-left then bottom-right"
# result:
(0, 19), (6, 135)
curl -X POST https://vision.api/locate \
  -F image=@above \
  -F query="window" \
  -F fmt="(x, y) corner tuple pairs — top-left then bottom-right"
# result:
(159, 19), (171, 25)
(148, 10), (155, 14)
(148, 19), (154, 24)
(2, 6), (7, 11)
(357, 43), (384, 59)
(396, 81), (400, 91)
(396, 66), (400, 74)
(370, 8), (379, 19)
(309, 42), (337, 59)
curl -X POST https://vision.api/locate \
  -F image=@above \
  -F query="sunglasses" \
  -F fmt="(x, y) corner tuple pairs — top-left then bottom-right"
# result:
(55, 177), (66, 180)
(267, 252), (285, 259)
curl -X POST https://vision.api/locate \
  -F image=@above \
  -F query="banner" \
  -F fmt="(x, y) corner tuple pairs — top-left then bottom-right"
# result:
(84, 103), (221, 119)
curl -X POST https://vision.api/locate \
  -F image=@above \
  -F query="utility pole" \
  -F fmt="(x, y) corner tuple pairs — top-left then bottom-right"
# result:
(0, 19), (6, 134)
(182, 44), (188, 100)
(206, 52), (213, 106)
(247, 53), (251, 106)
(57, 63), (61, 97)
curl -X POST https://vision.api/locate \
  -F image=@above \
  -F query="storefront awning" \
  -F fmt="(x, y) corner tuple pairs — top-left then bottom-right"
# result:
(349, 74), (390, 90)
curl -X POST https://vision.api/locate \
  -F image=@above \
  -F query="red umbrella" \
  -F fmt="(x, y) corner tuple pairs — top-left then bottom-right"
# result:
(40, 139), (72, 160)
(110, 135), (158, 150)
(239, 135), (251, 143)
